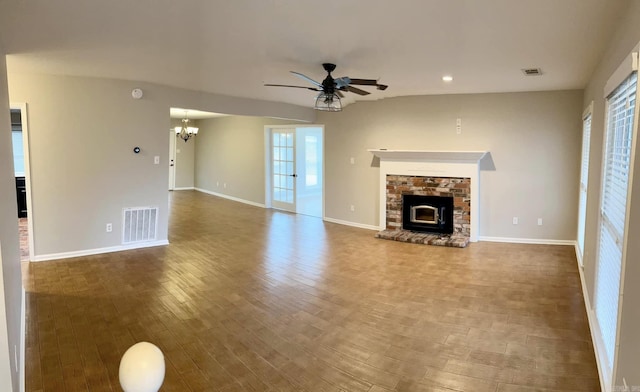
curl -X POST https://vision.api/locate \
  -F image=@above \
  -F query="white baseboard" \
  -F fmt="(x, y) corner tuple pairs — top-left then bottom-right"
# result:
(20, 286), (25, 392)
(479, 236), (576, 246)
(195, 188), (266, 208)
(575, 247), (609, 391)
(172, 187), (195, 191)
(322, 217), (380, 231)
(30, 240), (169, 262)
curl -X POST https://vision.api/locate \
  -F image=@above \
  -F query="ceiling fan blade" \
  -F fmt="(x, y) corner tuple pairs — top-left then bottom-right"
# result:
(347, 78), (378, 86)
(346, 85), (370, 96)
(290, 71), (322, 88)
(377, 84), (388, 91)
(264, 84), (320, 91)
(334, 77), (351, 89)
(336, 90), (345, 98)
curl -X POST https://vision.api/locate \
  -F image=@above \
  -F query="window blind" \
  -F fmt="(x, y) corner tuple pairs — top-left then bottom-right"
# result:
(595, 71), (637, 368)
(577, 112), (592, 258)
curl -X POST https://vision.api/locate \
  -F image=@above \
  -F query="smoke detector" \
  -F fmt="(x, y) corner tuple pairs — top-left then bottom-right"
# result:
(521, 68), (543, 76)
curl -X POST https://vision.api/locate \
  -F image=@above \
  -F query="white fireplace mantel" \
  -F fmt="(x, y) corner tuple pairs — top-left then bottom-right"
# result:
(369, 149), (488, 242)
(368, 149), (487, 163)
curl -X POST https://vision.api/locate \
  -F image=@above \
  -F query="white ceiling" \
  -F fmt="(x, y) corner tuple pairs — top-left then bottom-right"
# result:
(0, 0), (629, 110)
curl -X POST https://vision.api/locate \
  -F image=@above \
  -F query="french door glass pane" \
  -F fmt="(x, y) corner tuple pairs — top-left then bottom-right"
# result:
(272, 130), (295, 204)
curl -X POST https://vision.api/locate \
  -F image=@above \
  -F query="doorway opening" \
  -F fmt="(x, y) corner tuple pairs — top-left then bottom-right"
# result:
(265, 125), (324, 218)
(10, 103), (34, 261)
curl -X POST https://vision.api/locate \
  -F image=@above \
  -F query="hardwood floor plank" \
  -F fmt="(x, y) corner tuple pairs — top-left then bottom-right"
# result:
(23, 190), (599, 391)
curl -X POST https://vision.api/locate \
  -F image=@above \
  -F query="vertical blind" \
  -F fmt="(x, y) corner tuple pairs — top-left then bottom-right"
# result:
(577, 111), (592, 259)
(595, 71), (637, 368)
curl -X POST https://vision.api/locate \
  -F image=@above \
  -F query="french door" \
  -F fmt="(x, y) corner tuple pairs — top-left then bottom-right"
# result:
(271, 129), (297, 212)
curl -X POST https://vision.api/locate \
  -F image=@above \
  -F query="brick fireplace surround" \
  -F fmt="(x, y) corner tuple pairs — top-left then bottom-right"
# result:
(382, 175), (471, 247)
(368, 150), (486, 248)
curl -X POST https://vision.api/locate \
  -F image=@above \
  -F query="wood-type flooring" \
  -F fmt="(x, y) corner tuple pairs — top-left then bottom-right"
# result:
(23, 190), (599, 391)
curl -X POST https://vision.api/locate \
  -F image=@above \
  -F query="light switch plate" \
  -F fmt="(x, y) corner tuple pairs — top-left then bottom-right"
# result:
(154, 156), (160, 164)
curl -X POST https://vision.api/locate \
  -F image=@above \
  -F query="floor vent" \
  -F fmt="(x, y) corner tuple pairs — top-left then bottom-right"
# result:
(122, 207), (158, 244)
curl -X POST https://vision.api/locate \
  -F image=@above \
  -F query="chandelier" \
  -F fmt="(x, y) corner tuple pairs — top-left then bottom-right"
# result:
(174, 114), (198, 142)
(314, 92), (342, 112)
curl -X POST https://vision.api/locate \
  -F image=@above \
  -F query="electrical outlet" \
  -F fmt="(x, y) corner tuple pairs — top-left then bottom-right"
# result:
(538, 218), (543, 226)
(106, 223), (112, 232)
(350, 205), (355, 212)
(350, 157), (355, 164)
(512, 217), (518, 225)
(154, 156), (160, 165)
(456, 118), (462, 134)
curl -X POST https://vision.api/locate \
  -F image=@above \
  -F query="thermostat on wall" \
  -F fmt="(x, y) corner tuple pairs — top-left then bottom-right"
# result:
(131, 88), (143, 99)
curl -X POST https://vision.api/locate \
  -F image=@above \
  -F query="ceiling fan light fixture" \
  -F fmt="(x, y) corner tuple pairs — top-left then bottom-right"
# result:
(266, 63), (387, 112)
(314, 92), (342, 112)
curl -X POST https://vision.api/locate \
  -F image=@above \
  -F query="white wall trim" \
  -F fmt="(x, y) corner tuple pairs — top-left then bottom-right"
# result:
(323, 217), (379, 231)
(172, 187), (195, 191)
(583, 100), (594, 120)
(575, 247), (608, 392)
(479, 236), (576, 246)
(604, 50), (639, 98)
(195, 188), (266, 208)
(30, 240), (169, 262)
(19, 286), (25, 392)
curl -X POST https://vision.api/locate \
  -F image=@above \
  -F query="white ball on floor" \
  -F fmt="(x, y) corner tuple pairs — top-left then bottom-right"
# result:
(119, 342), (165, 392)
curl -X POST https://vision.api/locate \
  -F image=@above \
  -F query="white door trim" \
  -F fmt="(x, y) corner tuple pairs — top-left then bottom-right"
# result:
(168, 130), (176, 190)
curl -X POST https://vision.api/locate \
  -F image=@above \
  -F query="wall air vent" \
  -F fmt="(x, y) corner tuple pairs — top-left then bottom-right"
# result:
(122, 207), (158, 244)
(522, 68), (543, 76)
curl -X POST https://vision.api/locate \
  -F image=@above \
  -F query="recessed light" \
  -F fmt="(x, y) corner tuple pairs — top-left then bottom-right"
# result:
(442, 75), (453, 82)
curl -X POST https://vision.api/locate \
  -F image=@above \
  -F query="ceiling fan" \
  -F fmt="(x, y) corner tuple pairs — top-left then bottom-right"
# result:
(265, 63), (388, 111)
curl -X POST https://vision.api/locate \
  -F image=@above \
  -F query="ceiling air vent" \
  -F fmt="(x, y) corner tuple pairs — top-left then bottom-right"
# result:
(522, 68), (543, 76)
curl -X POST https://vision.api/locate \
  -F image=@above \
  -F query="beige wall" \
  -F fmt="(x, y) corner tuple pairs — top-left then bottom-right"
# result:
(9, 73), (172, 256)
(170, 118), (195, 189)
(0, 47), (22, 391)
(7, 73), (314, 258)
(195, 116), (303, 204)
(582, 0), (640, 387)
(319, 90), (583, 240)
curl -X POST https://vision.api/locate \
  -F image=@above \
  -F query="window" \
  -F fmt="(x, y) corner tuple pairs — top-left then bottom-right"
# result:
(11, 109), (25, 176)
(594, 71), (637, 370)
(12, 130), (24, 175)
(577, 104), (592, 263)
